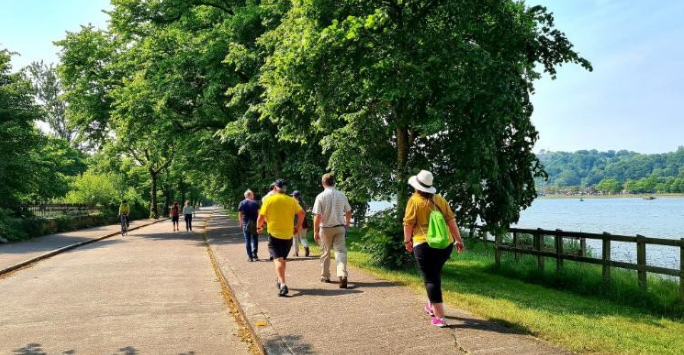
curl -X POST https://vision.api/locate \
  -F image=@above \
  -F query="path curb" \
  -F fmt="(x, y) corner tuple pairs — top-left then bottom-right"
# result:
(205, 211), (293, 355)
(0, 219), (161, 277)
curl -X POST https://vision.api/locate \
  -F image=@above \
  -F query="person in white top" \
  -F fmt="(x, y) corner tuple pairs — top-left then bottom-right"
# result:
(313, 173), (352, 288)
(183, 201), (194, 231)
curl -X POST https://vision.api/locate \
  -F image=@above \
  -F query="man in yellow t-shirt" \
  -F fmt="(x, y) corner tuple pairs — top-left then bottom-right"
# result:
(257, 179), (304, 297)
(118, 200), (130, 227)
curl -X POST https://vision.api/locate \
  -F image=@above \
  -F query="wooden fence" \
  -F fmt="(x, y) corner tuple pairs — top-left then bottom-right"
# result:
(470, 227), (684, 299)
(21, 204), (102, 218)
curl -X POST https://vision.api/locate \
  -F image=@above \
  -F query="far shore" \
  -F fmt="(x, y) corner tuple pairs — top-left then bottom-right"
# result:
(538, 193), (684, 199)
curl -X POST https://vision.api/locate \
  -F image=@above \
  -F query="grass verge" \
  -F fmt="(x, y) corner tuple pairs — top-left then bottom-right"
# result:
(308, 228), (684, 355)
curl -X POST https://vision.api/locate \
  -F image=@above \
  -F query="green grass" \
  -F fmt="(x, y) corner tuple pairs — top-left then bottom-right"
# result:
(305, 229), (684, 355)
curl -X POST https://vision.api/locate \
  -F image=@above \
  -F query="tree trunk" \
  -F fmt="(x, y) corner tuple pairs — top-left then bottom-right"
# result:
(150, 170), (158, 218)
(395, 126), (411, 223)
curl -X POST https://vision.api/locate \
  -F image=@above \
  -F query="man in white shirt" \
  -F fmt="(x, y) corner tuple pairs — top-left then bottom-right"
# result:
(313, 173), (352, 288)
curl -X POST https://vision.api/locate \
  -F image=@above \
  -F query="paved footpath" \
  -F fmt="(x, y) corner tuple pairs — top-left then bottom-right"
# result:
(206, 210), (571, 355)
(0, 210), (252, 355)
(0, 218), (157, 272)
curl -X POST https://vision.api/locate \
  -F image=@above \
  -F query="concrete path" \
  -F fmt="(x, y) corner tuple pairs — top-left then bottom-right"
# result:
(206, 210), (571, 355)
(0, 210), (252, 355)
(0, 218), (157, 272)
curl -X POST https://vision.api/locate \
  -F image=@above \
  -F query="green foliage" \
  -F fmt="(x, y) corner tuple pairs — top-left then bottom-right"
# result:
(53, 215), (76, 232)
(539, 148), (684, 193)
(261, 1), (592, 229)
(65, 171), (119, 206)
(24, 61), (75, 142)
(0, 49), (45, 210)
(357, 210), (413, 269)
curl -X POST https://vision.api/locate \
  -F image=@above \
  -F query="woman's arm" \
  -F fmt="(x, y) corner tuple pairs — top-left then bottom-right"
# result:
(447, 219), (464, 252)
(403, 225), (414, 252)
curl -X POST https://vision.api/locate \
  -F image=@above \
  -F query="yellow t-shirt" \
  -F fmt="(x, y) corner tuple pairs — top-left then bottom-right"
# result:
(259, 193), (303, 239)
(119, 203), (130, 215)
(403, 193), (455, 244)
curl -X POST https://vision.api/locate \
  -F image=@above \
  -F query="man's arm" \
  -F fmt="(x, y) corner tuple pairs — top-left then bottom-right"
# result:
(313, 214), (321, 241)
(345, 211), (352, 228)
(257, 214), (266, 234)
(238, 211), (243, 226)
(294, 209), (305, 234)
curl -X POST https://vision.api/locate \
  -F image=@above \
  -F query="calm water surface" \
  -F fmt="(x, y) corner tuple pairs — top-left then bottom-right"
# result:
(519, 197), (684, 270)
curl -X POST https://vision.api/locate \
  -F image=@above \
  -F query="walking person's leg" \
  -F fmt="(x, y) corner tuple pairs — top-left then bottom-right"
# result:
(250, 233), (259, 259)
(414, 243), (453, 326)
(269, 236), (293, 296)
(319, 228), (334, 282)
(184, 215), (189, 231)
(429, 244), (454, 319)
(188, 214), (192, 231)
(293, 233), (300, 257)
(300, 228), (310, 256)
(243, 228), (254, 261)
(331, 226), (348, 288)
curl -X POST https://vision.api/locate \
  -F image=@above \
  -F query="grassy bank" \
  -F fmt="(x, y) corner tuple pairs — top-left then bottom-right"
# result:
(306, 229), (684, 355)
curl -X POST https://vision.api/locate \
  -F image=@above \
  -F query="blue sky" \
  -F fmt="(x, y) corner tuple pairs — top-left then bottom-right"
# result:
(1, 0), (682, 154)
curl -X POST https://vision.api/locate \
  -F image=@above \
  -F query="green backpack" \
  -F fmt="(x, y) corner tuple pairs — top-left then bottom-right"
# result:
(425, 201), (452, 249)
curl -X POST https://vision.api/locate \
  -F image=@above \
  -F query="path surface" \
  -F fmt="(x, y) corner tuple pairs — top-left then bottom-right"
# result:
(0, 218), (156, 271)
(206, 210), (571, 355)
(0, 211), (251, 355)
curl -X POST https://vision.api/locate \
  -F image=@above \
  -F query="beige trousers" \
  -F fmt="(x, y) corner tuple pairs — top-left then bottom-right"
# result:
(320, 226), (348, 279)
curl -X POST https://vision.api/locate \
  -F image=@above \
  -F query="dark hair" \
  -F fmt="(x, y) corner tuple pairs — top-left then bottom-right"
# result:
(122, 200), (128, 203)
(417, 190), (434, 200)
(322, 173), (335, 187)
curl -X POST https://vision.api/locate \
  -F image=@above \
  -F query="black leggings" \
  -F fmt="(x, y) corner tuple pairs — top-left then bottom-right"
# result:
(184, 214), (193, 230)
(414, 243), (454, 303)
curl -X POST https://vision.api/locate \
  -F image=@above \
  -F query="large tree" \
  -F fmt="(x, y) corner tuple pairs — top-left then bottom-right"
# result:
(25, 61), (77, 143)
(261, 1), (592, 230)
(0, 50), (45, 210)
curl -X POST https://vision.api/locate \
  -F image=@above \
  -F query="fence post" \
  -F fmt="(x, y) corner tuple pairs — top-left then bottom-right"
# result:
(680, 238), (684, 301)
(580, 238), (587, 257)
(602, 232), (611, 283)
(513, 231), (519, 261)
(636, 234), (647, 291)
(494, 232), (501, 269)
(555, 229), (563, 271)
(535, 228), (544, 272)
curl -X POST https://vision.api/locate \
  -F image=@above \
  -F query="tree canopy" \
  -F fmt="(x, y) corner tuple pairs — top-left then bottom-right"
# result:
(2, 1), (592, 234)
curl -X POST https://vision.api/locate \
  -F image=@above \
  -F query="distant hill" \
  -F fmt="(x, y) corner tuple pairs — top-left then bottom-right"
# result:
(536, 148), (684, 193)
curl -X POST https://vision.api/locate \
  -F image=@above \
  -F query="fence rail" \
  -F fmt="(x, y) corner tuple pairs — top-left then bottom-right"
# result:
(21, 204), (102, 218)
(471, 226), (684, 300)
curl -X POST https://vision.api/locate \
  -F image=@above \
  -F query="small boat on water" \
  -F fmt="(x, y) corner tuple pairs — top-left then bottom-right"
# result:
(579, 198), (584, 202)
(643, 196), (656, 200)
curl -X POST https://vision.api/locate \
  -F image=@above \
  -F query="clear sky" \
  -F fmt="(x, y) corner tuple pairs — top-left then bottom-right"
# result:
(1, 0), (682, 154)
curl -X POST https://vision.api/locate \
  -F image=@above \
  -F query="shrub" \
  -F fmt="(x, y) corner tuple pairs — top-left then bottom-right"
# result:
(357, 209), (414, 269)
(53, 215), (76, 232)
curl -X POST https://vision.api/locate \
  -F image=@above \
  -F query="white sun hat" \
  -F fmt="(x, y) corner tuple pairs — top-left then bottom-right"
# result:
(408, 170), (437, 194)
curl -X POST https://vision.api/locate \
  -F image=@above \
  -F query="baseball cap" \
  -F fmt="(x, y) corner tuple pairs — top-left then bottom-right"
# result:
(274, 179), (288, 192)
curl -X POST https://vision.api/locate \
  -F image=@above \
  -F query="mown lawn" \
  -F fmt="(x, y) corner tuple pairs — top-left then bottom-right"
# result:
(307, 229), (684, 355)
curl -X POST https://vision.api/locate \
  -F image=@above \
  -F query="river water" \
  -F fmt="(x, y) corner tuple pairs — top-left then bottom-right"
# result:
(369, 197), (684, 270)
(515, 197), (684, 271)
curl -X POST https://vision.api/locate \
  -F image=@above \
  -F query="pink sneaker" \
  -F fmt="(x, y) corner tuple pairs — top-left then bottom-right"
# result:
(431, 317), (447, 328)
(423, 302), (434, 316)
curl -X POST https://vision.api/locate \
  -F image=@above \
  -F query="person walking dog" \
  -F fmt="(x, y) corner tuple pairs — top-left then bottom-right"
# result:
(403, 170), (464, 328)
(313, 173), (352, 288)
(257, 179), (305, 296)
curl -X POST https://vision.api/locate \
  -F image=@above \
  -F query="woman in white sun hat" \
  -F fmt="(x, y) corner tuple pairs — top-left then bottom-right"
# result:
(403, 170), (464, 328)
